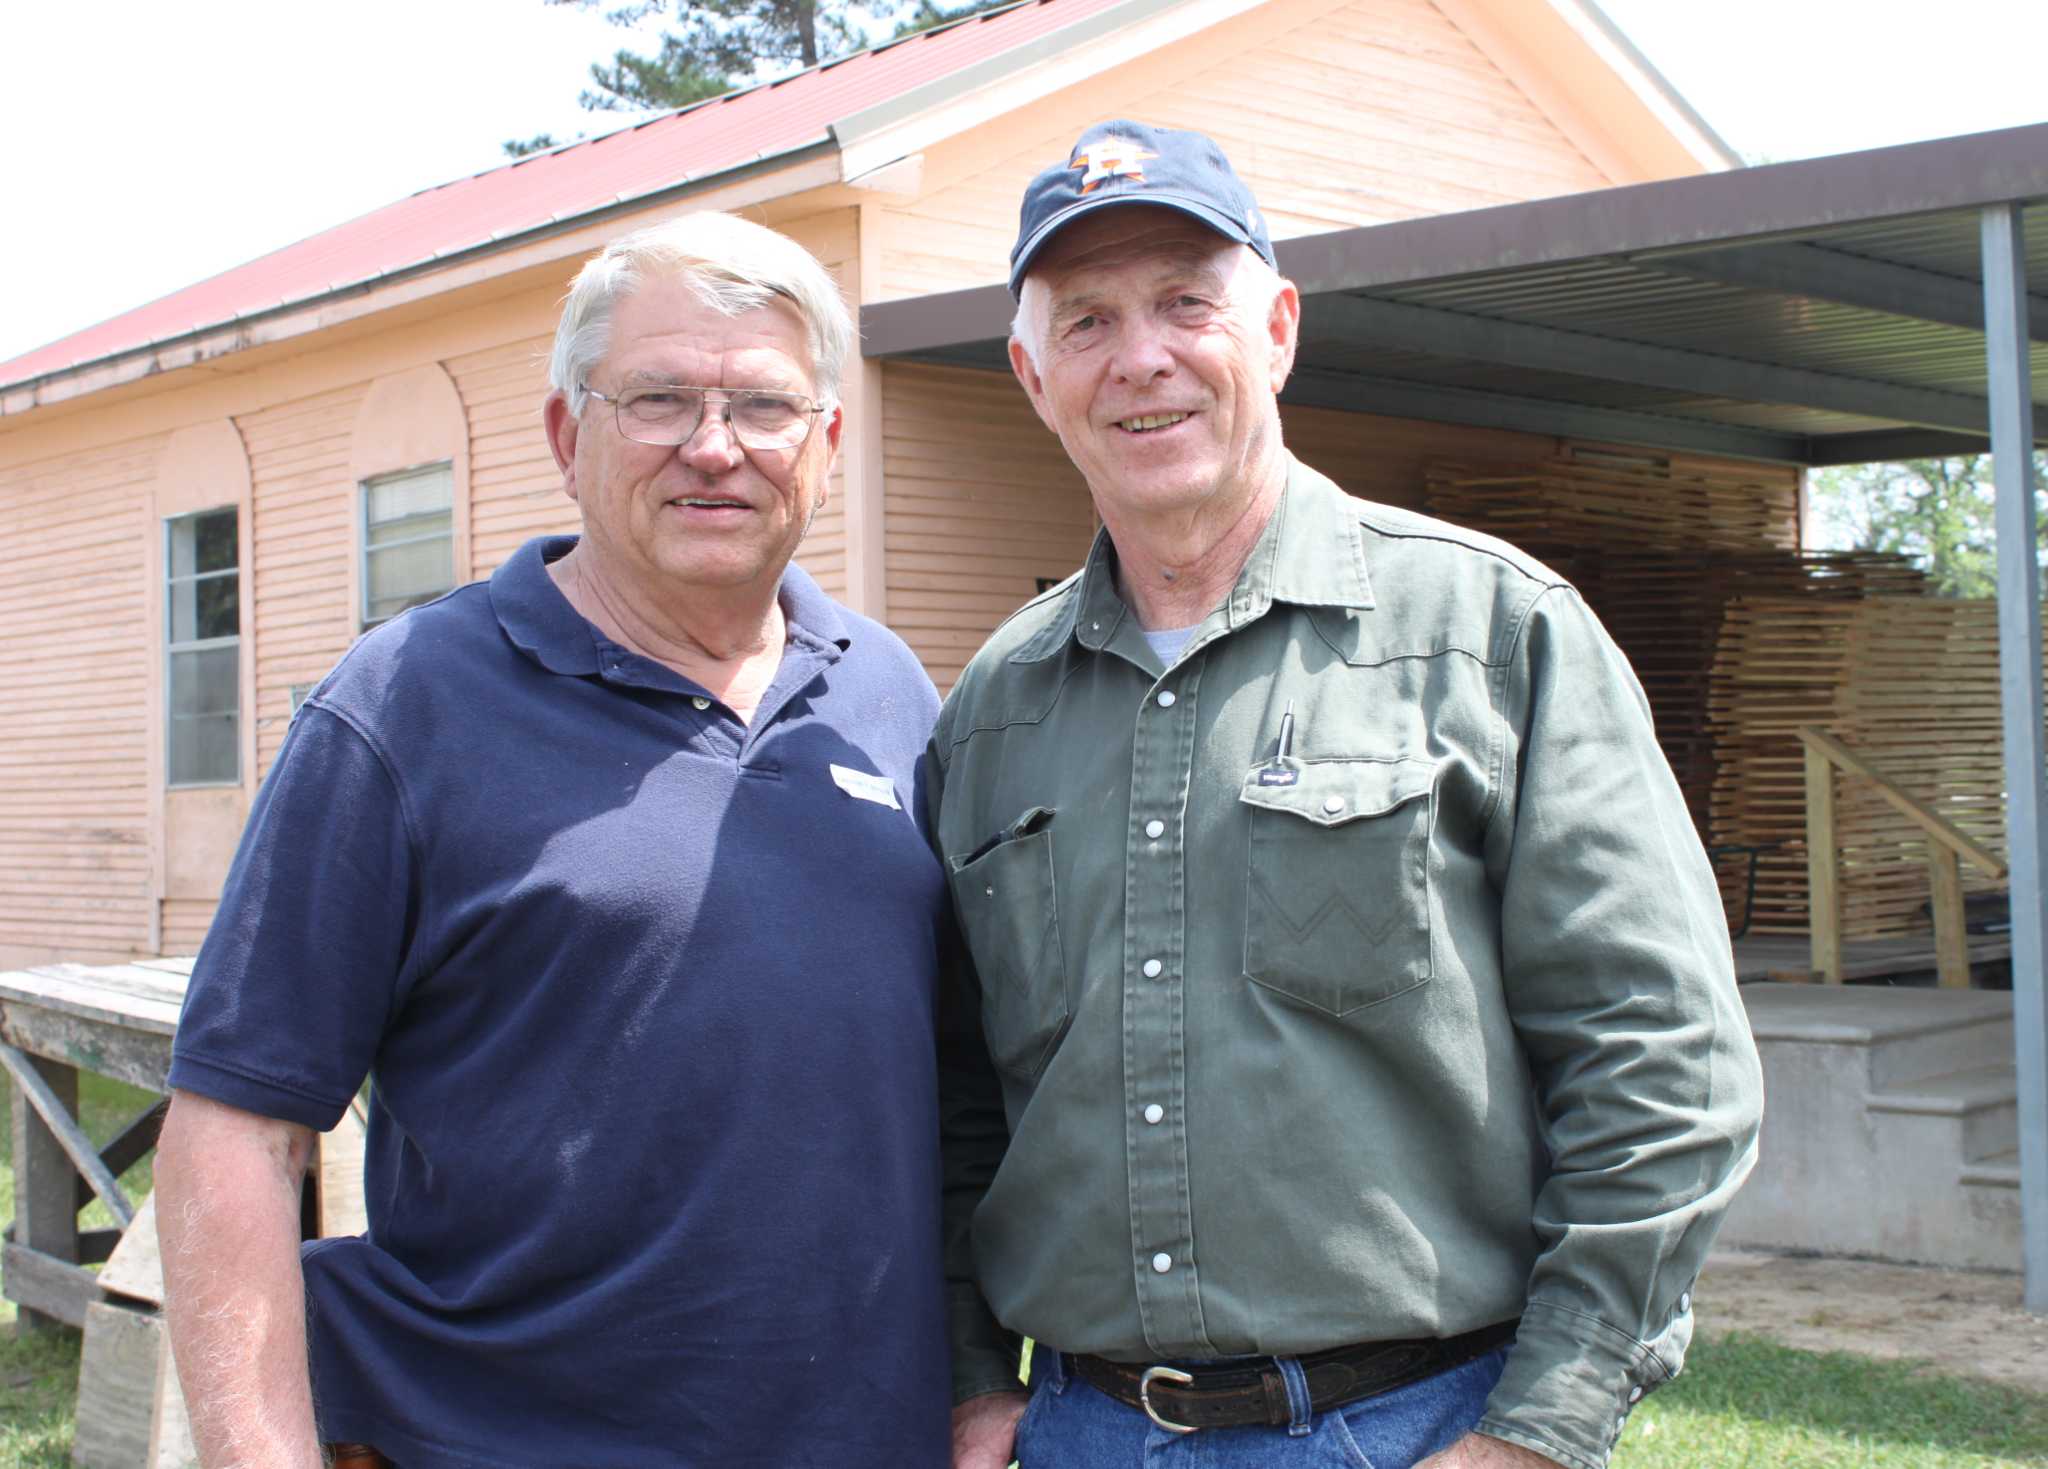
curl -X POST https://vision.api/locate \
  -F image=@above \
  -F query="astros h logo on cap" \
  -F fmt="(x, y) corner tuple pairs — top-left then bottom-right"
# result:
(1071, 136), (1158, 194)
(1008, 120), (1278, 297)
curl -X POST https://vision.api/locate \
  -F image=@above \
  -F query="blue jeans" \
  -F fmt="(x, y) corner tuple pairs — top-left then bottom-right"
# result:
(1013, 1347), (1509, 1468)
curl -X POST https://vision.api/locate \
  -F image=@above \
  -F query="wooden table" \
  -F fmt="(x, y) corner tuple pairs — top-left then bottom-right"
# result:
(4, 958), (368, 1467)
(1, 958), (187, 1332)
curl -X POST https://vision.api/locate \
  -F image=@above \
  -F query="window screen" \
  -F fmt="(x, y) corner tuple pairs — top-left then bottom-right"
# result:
(362, 464), (456, 627)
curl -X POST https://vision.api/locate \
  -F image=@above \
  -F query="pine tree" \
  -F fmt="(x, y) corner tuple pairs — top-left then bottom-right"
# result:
(508, 0), (1005, 156)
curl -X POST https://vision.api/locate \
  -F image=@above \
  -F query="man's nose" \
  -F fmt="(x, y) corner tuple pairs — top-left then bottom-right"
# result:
(677, 403), (745, 469)
(1109, 319), (1175, 385)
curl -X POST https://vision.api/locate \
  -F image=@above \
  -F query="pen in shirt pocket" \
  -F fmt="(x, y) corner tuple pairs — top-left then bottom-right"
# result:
(961, 805), (1057, 865)
(1255, 701), (1302, 787)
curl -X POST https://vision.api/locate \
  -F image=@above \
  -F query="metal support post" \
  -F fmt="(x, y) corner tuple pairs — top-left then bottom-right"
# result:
(1981, 202), (2048, 1312)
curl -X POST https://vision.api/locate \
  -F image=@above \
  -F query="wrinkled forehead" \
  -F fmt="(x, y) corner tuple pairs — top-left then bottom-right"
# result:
(604, 277), (816, 374)
(1028, 205), (1243, 289)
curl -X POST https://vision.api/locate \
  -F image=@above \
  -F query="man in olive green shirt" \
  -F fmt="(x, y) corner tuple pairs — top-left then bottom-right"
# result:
(932, 122), (1763, 1469)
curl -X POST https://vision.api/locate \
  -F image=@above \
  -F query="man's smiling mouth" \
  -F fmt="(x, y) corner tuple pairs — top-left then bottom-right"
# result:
(1117, 412), (1190, 433)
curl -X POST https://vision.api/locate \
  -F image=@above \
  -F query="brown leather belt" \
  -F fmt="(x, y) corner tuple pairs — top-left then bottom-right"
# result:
(327, 1445), (397, 1469)
(1069, 1318), (1519, 1433)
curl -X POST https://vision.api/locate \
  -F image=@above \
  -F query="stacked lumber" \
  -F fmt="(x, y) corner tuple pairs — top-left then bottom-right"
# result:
(1610, 555), (1918, 833)
(1710, 596), (2018, 937)
(1422, 457), (1823, 833)
(1419, 456), (1985, 940)
(1424, 455), (1802, 560)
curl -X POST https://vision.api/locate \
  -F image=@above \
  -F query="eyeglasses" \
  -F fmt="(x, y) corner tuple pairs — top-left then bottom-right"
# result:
(584, 384), (825, 451)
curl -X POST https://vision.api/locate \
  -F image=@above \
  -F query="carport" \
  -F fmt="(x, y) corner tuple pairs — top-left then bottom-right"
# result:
(861, 121), (2048, 1304)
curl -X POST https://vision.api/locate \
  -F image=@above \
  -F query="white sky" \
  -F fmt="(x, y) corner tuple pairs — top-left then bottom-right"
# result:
(2, 0), (2044, 366)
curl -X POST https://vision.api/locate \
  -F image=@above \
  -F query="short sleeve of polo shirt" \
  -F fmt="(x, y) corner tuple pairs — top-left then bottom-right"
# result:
(169, 702), (416, 1131)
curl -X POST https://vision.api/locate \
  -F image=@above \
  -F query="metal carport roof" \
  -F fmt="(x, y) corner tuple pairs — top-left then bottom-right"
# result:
(862, 116), (2048, 1310)
(861, 120), (2048, 467)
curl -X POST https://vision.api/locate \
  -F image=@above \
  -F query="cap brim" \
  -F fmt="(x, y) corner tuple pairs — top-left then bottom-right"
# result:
(1008, 193), (1256, 297)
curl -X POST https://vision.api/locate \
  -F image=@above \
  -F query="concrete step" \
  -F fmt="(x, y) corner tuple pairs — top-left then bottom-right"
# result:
(1725, 982), (2022, 1269)
(1739, 981), (2014, 1091)
(1869, 1013), (2015, 1091)
(1961, 1147), (2020, 1189)
(1868, 1062), (2019, 1163)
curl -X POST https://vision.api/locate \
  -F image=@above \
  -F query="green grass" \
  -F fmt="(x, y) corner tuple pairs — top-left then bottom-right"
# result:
(1614, 1333), (2048, 1467)
(1, 1072), (161, 1468)
(0, 1324), (77, 1469)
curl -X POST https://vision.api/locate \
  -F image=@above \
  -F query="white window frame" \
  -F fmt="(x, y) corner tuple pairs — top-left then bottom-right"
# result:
(360, 462), (457, 630)
(165, 506), (241, 789)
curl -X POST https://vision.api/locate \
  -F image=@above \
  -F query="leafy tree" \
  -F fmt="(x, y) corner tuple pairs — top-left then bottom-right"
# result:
(1808, 453), (2048, 599)
(509, 0), (1003, 156)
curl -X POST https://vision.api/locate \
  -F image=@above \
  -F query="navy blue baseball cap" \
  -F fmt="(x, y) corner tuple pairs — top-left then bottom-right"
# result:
(1007, 120), (1275, 297)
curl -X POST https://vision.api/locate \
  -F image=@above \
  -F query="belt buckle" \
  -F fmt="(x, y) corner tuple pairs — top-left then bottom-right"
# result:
(1138, 1365), (1199, 1434)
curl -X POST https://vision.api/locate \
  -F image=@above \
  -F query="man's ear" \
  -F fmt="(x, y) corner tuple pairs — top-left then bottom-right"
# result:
(813, 401), (845, 513)
(1009, 336), (1060, 435)
(543, 391), (581, 502)
(1266, 279), (1301, 394)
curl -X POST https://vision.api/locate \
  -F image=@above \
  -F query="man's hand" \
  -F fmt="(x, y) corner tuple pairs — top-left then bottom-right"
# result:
(1416, 1431), (1561, 1468)
(951, 1388), (1029, 1469)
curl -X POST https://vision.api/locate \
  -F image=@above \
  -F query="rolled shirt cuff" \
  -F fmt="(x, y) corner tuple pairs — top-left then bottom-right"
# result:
(1475, 1298), (1687, 1469)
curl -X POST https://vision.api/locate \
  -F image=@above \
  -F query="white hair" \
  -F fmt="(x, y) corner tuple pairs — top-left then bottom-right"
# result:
(550, 211), (854, 414)
(1009, 241), (1285, 367)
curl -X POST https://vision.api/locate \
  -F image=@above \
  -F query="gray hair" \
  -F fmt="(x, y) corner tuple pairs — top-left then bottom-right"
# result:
(1010, 243), (1284, 367)
(550, 211), (854, 414)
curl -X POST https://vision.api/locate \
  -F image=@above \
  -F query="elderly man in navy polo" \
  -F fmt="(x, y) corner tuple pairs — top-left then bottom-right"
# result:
(155, 212), (952, 1468)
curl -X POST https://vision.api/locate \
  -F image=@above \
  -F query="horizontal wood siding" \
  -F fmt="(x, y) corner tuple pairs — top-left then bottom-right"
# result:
(447, 337), (572, 577)
(0, 437), (162, 964)
(880, 0), (1610, 297)
(159, 898), (216, 958)
(882, 364), (1096, 690)
(239, 387), (366, 780)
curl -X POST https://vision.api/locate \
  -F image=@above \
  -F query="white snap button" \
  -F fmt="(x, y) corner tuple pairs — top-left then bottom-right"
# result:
(984, 884), (995, 897)
(1143, 1103), (1164, 1124)
(1322, 795), (1346, 815)
(690, 696), (711, 711)
(1091, 621), (1100, 632)
(1142, 959), (1164, 979)
(1144, 819), (1165, 839)
(1156, 689), (1176, 707)
(1679, 1292), (1691, 1312)
(1628, 1386), (1643, 1403)
(1151, 1252), (1172, 1274)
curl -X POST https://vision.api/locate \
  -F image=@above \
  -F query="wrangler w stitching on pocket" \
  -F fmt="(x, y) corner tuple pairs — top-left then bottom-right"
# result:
(1241, 756), (1437, 1016)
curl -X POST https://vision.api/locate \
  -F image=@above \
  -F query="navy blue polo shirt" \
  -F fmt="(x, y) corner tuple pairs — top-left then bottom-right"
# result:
(171, 537), (951, 1468)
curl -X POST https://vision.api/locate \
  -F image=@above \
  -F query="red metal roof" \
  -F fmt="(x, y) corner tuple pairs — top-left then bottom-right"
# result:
(0, 0), (1130, 390)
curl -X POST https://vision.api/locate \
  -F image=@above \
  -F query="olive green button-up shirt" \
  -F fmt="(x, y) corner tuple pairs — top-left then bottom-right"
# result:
(928, 459), (1763, 1469)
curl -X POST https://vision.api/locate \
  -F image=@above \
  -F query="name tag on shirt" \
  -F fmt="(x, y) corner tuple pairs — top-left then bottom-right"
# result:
(829, 764), (902, 811)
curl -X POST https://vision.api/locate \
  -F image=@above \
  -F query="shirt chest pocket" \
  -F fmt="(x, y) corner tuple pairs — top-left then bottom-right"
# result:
(1240, 756), (1437, 1016)
(948, 820), (1071, 1080)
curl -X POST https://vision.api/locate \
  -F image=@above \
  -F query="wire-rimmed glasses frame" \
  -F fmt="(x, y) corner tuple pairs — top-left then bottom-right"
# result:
(583, 383), (826, 452)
